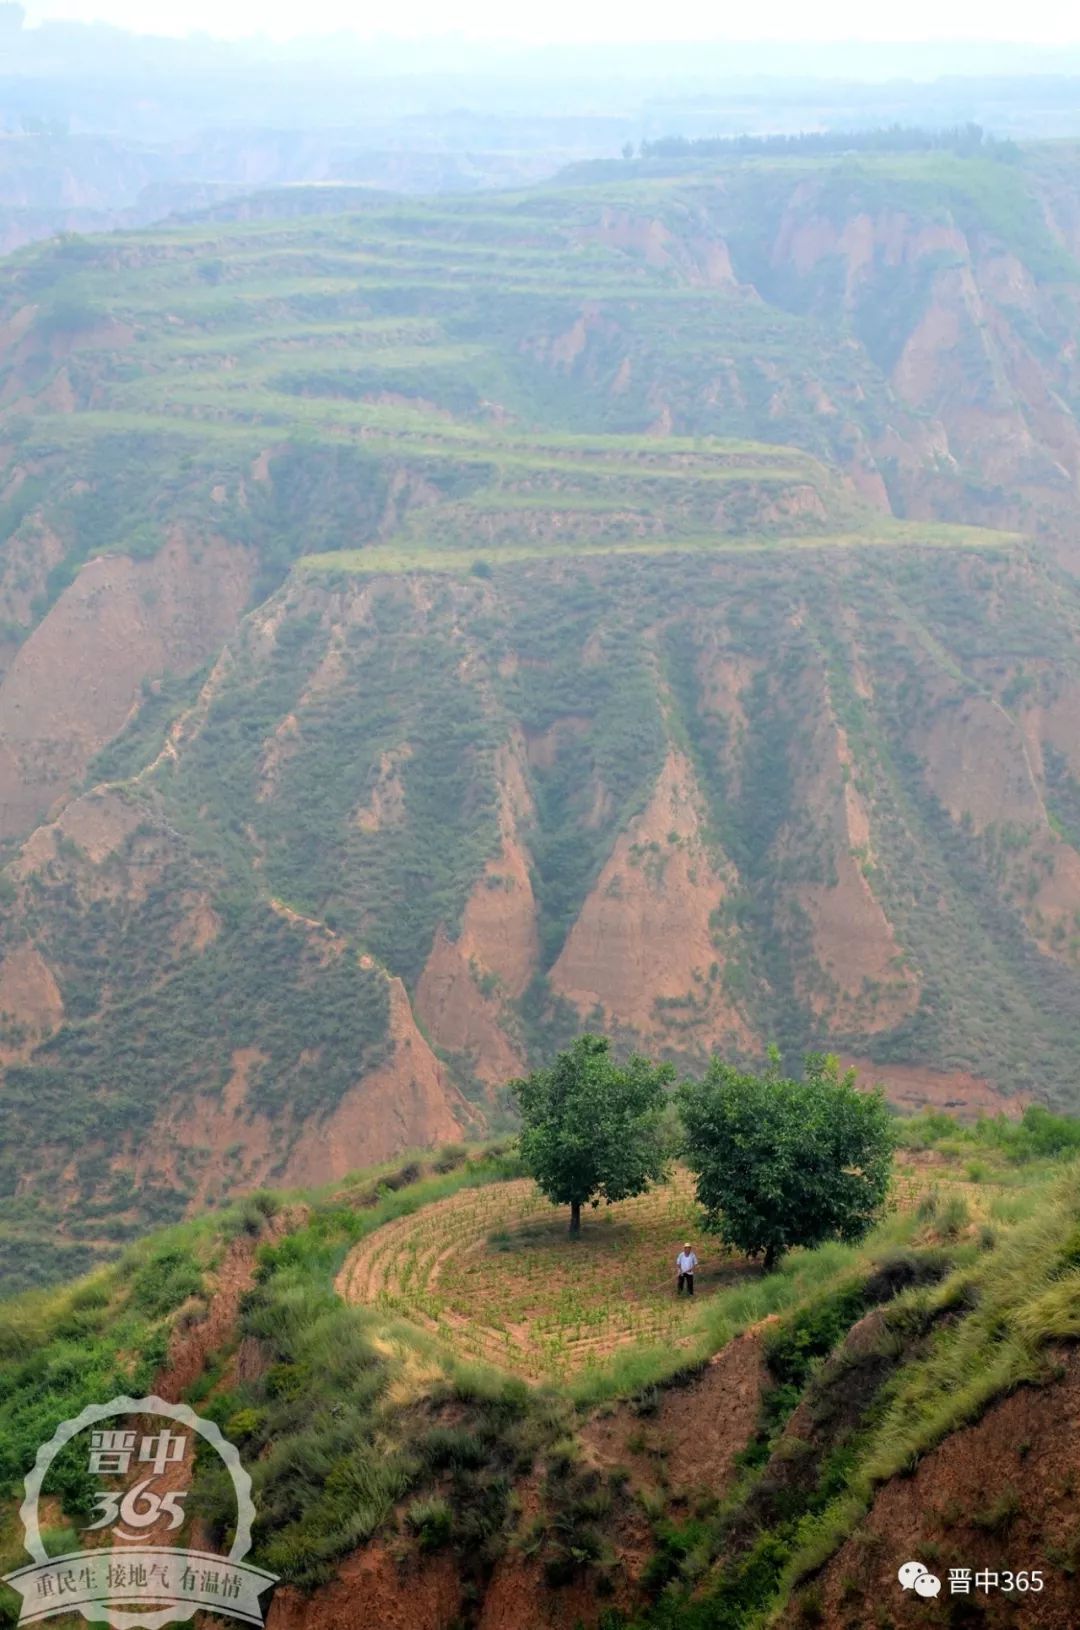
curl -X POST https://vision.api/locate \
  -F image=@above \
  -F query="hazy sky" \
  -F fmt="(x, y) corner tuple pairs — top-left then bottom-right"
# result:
(18, 0), (1080, 43)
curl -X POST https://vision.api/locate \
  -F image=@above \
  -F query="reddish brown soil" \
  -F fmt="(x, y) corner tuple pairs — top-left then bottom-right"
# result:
(583, 1329), (768, 1503)
(134, 1046), (277, 1210)
(353, 745), (411, 832)
(14, 785), (146, 875)
(841, 1057), (1031, 1119)
(262, 1529), (640, 1630)
(803, 1348), (1080, 1628)
(415, 738), (537, 1087)
(0, 516), (65, 631)
(9, 809), (474, 1207)
(264, 1330), (766, 1630)
(550, 749), (754, 1051)
(285, 973), (473, 1186)
(915, 693), (1044, 836)
(103, 1209), (310, 1557)
(0, 941), (63, 1057)
(156, 1207), (305, 1403)
(265, 1545), (461, 1630)
(415, 926), (528, 1086)
(478, 1546), (645, 1630)
(0, 529), (255, 840)
(783, 664), (919, 1033)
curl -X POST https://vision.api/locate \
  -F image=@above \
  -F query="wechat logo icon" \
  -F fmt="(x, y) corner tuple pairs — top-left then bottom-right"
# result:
(898, 1560), (942, 1598)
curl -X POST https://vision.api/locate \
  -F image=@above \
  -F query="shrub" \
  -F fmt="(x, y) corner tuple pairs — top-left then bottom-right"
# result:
(129, 1250), (203, 1317)
(937, 1196), (971, 1239)
(421, 1427), (489, 1471)
(972, 1486), (1021, 1535)
(407, 1495), (454, 1551)
(224, 1408), (265, 1443)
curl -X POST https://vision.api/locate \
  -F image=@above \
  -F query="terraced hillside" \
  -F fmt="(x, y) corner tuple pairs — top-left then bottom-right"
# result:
(5, 145), (1080, 1288)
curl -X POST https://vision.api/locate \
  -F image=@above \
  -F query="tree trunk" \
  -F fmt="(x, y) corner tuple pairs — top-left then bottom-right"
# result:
(569, 1200), (581, 1236)
(763, 1243), (778, 1272)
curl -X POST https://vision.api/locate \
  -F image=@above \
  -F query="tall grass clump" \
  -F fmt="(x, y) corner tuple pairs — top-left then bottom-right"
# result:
(770, 1164), (1080, 1614)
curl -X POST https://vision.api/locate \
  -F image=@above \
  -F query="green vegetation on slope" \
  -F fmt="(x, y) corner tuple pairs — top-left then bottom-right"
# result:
(0, 141), (1061, 646)
(9, 540), (1080, 1289)
(1, 1116), (1077, 1628)
(4, 145), (1080, 1296)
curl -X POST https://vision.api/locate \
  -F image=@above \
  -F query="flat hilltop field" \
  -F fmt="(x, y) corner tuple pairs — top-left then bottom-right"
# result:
(336, 1171), (714, 1380)
(332, 1127), (1052, 1388)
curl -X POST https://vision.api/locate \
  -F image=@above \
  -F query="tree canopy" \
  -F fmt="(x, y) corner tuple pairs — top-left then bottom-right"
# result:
(639, 123), (1016, 161)
(511, 1034), (674, 1234)
(678, 1051), (894, 1269)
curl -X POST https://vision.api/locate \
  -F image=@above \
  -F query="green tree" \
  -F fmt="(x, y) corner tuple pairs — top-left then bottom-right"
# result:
(512, 1035), (673, 1235)
(679, 1052), (894, 1270)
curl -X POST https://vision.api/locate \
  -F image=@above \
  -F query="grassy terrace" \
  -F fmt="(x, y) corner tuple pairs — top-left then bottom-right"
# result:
(0, 154), (1039, 605)
(299, 521), (1015, 576)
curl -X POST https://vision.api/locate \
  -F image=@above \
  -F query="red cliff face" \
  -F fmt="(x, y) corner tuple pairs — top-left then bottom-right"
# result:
(0, 529), (255, 841)
(799, 1348), (1080, 1630)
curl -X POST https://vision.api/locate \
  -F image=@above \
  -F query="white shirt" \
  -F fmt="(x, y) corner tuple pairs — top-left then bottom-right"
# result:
(676, 1251), (698, 1273)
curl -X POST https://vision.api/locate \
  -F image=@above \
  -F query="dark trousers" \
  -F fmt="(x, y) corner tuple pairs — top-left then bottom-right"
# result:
(677, 1272), (694, 1295)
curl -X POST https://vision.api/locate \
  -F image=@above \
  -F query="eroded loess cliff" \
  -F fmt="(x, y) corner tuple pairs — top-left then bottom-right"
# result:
(2, 539), (1080, 1281)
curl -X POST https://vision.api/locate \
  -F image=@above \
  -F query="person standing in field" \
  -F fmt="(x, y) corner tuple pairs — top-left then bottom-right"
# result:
(676, 1242), (698, 1295)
